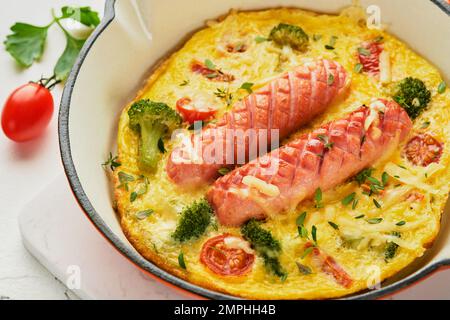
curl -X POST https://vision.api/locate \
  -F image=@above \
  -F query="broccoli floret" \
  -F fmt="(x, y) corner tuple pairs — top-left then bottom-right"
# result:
(172, 199), (213, 242)
(128, 99), (182, 171)
(241, 219), (286, 279)
(393, 77), (431, 119)
(241, 219), (281, 252)
(384, 241), (399, 261)
(269, 23), (309, 51)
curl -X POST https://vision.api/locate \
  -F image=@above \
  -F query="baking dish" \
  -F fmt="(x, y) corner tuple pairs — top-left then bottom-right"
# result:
(59, 0), (450, 299)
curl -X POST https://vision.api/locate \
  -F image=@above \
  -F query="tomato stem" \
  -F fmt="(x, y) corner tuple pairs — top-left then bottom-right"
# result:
(32, 74), (61, 91)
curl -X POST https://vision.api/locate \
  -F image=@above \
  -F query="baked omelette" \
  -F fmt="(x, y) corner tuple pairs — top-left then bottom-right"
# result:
(110, 7), (450, 299)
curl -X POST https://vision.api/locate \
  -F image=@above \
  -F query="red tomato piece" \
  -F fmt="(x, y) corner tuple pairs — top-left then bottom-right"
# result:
(176, 97), (217, 124)
(358, 41), (384, 75)
(1, 82), (54, 142)
(200, 234), (255, 276)
(306, 242), (353, 288)
(403, 133), (443, 166)
(191, 60), (235, 82)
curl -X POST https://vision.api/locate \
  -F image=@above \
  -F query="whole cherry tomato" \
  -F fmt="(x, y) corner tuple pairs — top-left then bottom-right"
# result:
(2, 82), (54, 142)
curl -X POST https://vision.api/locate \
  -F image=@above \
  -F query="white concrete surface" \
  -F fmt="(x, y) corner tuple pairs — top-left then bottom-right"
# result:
(0, 0), (104, 300)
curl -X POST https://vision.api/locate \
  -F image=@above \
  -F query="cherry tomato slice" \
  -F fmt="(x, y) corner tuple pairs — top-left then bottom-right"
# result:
(1, 82), (54, 142)
(200, 234), (255, 276)
(358, 41), (383, 75)
(306, 242), (353, 288)
(176, 97), (217, 124)
(191, 60), (235, 82)
(403, 133), (443, 166)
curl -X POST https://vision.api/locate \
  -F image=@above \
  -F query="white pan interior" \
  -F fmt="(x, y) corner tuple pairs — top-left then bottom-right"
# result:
(65, 0), (450, 296)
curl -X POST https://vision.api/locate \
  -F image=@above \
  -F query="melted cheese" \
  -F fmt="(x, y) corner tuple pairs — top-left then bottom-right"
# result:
(242, 175), (281, 197)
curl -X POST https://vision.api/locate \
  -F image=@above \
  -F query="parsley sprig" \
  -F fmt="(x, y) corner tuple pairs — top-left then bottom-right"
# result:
(4, 6), (100, 80)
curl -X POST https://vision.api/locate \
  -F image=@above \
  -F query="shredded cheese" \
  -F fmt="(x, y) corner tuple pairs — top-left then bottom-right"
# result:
(242, 176), (280, 197)
(364, 107), (380, 131)
(224, 236), (255, 254)
(379, 50), (391, 83)
(384, 162), (438, 194)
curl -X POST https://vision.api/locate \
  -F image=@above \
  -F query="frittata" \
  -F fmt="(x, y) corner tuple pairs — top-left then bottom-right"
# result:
(111, 6), (450, 299)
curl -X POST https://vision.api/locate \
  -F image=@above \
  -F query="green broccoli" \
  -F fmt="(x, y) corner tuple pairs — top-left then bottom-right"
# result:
(128, 99), (182, 171)
(269, 23), (309, 51)
(172, 199), (213, 242)
(384, 241), (399, 261)
(393, 77), (431, 119)
(241, 219), (287, 279)
(384, 231), (401, 261)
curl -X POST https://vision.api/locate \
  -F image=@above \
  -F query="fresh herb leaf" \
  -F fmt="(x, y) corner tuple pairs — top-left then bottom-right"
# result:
(311, 225), (317, 244)
(218, 167), (231, 176)
(118, 172), (135, 190)
(367, 176), (382, 186)
(327, 73), (335, 86)
(298, 225), (309, 239)
(54, 31), (85, 80)
(373, 199), (382, 208)
(358, 47), (371, 56)
(355, 214), (365, 219)
(178, 252), (187, 269)
(118, 171), (135, 183)
(421, 121), (430, 129)
(135, 209), (154, 220)
(382, 172), (389, 186)
(301, 247), (314, 259)
(317, 134), (334, 150)
(328, 221), (339, 230)
(352, 198), (359, 210)
(61, 6), (100, 27)
(374, 36), (384, 43)
(354, 168), (374, 185)
(314, 188), (323, 208)
(240, 82), (254, 94)
(102, 152), (121, 171)
(204, 59), (216, 70)
(396, 221), (406, 226)
(296, 212), (307, 226)
(179, 79), (189, 86)
(4, 23), (49, 67)
(325, 44), (335, 50)
(130, 192), (138, 202)
(367, 217), (383, 224)
(438, 81), (447, 94)
(296, 262), (312, 275)
(354, 63), (363, 73)
(342, 192), (356, 206)
(214, 88), (233, 107)
(255, 36), (268, 43)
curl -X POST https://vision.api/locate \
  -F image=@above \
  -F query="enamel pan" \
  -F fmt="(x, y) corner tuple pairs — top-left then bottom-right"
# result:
(59, 0), (450, 299)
